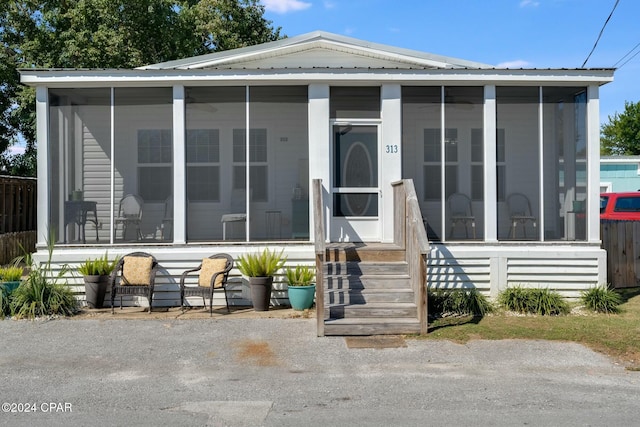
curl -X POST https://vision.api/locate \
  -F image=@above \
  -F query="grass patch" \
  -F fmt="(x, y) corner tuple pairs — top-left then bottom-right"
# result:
(428, 288), (493, 317)
(424, 287), (640, 369)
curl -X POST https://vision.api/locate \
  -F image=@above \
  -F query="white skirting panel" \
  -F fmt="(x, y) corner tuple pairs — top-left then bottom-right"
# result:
(34, 241), (606, 308)
(428, 243), (607, 299)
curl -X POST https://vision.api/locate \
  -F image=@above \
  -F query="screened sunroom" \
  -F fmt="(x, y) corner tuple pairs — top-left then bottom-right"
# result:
(21, 31), (614, 305)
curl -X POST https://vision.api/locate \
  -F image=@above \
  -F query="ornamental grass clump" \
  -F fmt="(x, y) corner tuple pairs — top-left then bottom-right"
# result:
(498, 286), (569, 315)
(0, 266), (24, 282)
(581, 285), (622, 314)
(236, 248), (286, 277)
(9, 232), (78, 319)
(428, 288), (493, 317)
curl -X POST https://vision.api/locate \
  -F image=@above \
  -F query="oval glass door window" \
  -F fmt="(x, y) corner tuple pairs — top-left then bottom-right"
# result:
(343, 141), (373, 215)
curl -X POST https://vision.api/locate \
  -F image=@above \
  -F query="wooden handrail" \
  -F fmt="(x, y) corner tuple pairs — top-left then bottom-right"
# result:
(312, 179), (325, 336)
(392, 179), (429, 334)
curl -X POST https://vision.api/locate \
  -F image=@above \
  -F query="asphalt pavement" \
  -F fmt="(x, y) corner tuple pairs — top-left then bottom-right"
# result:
(1, 314), (639, 426)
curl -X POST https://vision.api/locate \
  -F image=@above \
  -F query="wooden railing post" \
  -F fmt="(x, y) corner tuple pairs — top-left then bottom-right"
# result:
(312, 179), (326, 337)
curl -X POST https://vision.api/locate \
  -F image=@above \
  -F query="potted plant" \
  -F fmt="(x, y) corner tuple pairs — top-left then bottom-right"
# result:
(236, 248), (286, 311)
(285, 265), (316, 311)
(78, 253), (119, 309)
(0, 266), (24, 294)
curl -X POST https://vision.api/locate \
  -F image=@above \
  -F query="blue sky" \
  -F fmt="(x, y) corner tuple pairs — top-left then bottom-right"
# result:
(263, 0), (640, 126)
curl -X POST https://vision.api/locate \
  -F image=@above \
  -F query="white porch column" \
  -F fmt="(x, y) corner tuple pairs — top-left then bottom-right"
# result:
(586, 84), (600, 243)
(381, 84), (402, 243)
(172, 85), (186, 244)
(483, 85), (498, 242)
(308, 84), (330, 242)
(36, 86), (49, 246)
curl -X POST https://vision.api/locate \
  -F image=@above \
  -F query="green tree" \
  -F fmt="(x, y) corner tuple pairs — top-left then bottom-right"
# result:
(601, 100), (640, 155)
(0, 0), (283, 176)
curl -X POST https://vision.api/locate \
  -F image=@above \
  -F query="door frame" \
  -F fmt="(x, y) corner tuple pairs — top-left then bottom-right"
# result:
(328, 119), (382, 242)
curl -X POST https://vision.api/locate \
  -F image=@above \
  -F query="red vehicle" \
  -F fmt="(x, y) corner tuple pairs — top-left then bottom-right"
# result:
(600, 192), (640, 220)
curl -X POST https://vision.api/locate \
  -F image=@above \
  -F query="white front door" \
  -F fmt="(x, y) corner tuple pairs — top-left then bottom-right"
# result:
(329, 122), (381, 242)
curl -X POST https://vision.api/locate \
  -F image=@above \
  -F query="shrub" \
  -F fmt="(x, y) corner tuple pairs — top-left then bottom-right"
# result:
(0, 286), (10, 318)
(581, 285), (622, 314)
(10, 270), (78, 319)
(0, 266), (24, 282)
(498, 286), (569, 315)
(9, 232), (78, 319)
(428, 288), (493, 317)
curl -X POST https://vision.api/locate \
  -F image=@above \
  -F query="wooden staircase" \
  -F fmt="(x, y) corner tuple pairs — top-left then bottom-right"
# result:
(321, 243), (423, 336)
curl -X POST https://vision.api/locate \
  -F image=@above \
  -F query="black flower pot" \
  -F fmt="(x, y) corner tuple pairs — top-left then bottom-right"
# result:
(84, 275), (110, 309)
(249, 276), (273, 311)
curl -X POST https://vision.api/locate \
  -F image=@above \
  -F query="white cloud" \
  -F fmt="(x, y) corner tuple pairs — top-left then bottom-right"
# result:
(520, 0), (540, 7)
(263, 0), (312, 14)
(496, 60), (532, 68)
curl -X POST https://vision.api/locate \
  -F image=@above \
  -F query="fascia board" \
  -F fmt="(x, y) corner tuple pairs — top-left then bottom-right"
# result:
(19, 68), (615, 87)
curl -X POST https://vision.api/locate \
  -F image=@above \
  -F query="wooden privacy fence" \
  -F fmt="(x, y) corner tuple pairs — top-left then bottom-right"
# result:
(0, 231), (36, 265)
(0, 175), (37, 233)
(601, 220), (640, 288)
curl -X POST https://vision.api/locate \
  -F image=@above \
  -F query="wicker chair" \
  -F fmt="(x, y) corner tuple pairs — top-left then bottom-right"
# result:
(180, 254), (234, 316)
(110, 252), (159, 314)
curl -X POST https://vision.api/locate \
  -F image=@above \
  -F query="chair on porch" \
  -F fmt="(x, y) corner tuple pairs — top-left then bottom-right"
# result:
(507, 192), (537, 239)
(447, 192), (476, 239)
(221, 189), (247, 240)
(180, 254), (234, 315)
(115, 194), (144, 241)
(110, 252), (159, 314)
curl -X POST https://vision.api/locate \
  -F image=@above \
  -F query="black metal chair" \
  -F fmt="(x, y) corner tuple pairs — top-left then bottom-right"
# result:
(110, 252), (159, 314)
(180, 254), (234, 316)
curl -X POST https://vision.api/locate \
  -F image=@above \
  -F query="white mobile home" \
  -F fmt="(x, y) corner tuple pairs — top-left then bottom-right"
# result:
(20, 31), (613, 334)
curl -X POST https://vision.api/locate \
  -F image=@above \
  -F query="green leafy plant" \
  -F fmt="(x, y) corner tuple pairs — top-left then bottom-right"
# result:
(77, 253), (120, 276)
(0, 266), (24, 282)
(428, 288), (493, 317)
(236, 248), (286, 277)
(498, 286), (569, 315)
(9, 231), (78, 319)
(581, 285), (622, 314)
(285, 265), (315, 287)
(0, 286), (10, 318)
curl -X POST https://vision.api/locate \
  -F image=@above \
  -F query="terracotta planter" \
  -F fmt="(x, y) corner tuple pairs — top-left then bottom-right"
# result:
(249, 276), (273, 311)
(84, 275), (110, 309)
(288, 284), (316, 310)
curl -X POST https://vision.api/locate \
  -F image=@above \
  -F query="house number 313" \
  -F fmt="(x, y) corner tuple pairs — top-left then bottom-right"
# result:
(385, 144), (398, 154)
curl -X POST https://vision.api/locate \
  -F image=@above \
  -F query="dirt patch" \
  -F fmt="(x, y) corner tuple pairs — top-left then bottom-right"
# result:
(234, 340), (278, 366)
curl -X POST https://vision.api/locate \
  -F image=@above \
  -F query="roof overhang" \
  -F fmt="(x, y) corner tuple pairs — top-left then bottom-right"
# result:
(19, 67), (615, 87)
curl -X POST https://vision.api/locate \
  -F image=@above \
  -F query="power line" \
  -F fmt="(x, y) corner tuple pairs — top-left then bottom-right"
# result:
(613, 40), (640, 68)
(617, 47), (640, 69)
(581, 0), (620, 68)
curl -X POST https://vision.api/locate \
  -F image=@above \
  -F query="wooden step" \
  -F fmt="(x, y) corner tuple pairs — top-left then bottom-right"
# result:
(325, 243), (405, 262)
(324, 261), (408, 276)
(323, 317), (422, 336)
(325, 288), (415, 304)
(325, 275), (411, 290)
(325, 302), (418, 319)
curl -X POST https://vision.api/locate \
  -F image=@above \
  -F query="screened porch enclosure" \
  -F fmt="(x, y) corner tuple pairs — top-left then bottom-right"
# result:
(48, 86), (310, 244)
(402, 85), (588, 242)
